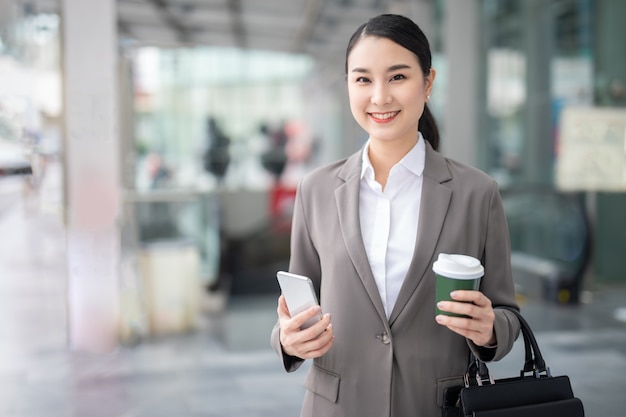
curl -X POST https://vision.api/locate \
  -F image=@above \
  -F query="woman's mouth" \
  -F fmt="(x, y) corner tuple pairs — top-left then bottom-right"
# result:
(368, 111), (399, 123)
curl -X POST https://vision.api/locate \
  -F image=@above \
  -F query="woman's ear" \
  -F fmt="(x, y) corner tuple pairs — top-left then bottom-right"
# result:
(425, 68), (436, 97)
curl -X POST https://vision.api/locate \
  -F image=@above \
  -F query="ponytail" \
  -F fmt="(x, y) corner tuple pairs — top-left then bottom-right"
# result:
(419, 104), (440, 151)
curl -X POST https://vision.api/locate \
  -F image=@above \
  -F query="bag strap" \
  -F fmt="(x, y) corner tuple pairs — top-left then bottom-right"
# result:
(466, 306), (551, 387)
(497, 306), (548, 375)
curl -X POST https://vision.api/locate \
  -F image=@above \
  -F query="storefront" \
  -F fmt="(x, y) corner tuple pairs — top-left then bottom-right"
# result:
(474, 0), (626, 288)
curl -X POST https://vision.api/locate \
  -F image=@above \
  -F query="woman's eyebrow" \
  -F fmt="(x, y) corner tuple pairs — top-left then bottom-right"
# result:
(388, 64), (411, 71)
(350, 63), (412, 73)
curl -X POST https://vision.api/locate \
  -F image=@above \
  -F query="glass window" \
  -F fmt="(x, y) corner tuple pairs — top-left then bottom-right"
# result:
(481, 0), (527, 186)
(131, 47), (317, 192)
(480, 0), (594, 187)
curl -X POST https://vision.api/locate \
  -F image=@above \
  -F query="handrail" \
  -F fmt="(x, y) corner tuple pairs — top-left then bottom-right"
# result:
(122, 188), (215, 203)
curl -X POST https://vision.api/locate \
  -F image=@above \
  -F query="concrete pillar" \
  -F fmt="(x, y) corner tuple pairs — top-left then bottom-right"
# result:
(61, 0), (121, 352)
(442, 0), (480, 165)
(593, 0), (626, 283)
(523, 0), (553, 185)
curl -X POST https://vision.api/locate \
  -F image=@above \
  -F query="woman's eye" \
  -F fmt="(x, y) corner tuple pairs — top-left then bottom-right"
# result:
(355, 76), (370, 83)
(390, 74), (406, 81)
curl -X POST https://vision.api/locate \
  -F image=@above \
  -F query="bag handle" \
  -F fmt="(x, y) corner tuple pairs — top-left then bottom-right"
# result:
(497, 306), (548, 375)
(466, 307), (551, 387)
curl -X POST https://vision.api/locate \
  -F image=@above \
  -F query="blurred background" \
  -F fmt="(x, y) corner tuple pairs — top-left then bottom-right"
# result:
(0, 0), (625, 416)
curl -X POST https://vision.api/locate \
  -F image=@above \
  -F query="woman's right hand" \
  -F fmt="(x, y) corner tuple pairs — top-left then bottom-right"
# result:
(277, 295), (334, 359)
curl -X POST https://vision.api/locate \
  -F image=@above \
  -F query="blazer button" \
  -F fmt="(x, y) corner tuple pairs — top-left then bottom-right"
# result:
(380, 332), (390, 345)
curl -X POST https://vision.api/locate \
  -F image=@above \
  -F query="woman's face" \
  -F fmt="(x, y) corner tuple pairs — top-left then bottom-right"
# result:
(346, 36), (435, 145)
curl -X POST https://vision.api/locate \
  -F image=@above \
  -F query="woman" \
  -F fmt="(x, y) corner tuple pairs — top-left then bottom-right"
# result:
(271, 14), (520, 417)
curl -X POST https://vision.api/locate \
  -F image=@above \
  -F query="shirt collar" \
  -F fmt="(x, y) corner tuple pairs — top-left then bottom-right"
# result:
(360, 132), (426, 179)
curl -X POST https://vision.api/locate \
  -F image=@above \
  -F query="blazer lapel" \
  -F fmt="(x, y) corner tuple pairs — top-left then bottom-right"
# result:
(389, 143), (452, 325)
(335, 150), (388, 322)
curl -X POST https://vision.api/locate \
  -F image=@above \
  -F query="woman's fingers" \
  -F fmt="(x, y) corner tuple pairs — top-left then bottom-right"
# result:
(284, 320), (334, 359)
(277, 295), (334, 358)
(435, 290), (496, 346)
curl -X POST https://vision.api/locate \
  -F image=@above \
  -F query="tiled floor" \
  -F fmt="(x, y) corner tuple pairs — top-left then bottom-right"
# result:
(1, 162), (625, 416)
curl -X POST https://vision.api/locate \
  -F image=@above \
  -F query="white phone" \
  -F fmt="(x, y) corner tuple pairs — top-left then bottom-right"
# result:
(276, 271), (322, 329)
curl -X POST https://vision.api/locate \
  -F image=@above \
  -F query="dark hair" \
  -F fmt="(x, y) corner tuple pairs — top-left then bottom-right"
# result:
(345, 14), (440, 151)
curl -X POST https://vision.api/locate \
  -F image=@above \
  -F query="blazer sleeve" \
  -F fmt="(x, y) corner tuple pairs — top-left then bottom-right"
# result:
(270, 178), (321, 372)
(467, 179), (521, 362)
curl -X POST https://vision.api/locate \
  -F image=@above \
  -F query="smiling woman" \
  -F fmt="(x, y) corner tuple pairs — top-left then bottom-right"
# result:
(345, 14), (440, 152)
(346, 36), (435, 188)
(346, 37), (434, 148)
(271, 13), (520, 417)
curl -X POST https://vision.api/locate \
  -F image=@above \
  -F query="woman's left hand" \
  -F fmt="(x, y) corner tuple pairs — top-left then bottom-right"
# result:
(435, 290), (496, 347)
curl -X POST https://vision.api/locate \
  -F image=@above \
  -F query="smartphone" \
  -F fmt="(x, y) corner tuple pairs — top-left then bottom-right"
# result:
(276, 271), (322, 329)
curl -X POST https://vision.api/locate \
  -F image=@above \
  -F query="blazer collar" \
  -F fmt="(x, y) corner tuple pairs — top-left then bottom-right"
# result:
(334, 142), (454, 326)
(335, 147), (389, 322)
(389, 142), (453, 325)
(337, 147), (363, 183)
(422, 140), (452, 184)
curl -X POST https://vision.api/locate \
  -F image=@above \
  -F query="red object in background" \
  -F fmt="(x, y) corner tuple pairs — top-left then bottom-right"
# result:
(270, 185), (297, 233)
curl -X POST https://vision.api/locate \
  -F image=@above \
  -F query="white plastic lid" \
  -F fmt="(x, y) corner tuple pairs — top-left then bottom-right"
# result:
(432, 253), (484, 279)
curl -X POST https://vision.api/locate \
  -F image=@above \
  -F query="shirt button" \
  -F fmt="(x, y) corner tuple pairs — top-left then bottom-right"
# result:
(381, 332), (390, 345)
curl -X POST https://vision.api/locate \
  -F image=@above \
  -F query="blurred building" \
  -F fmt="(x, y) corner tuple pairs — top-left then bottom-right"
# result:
(0, 0), (624, 350)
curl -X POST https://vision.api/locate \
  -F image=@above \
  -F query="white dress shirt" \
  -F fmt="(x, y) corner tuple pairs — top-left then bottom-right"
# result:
(359, 134), (425, 318)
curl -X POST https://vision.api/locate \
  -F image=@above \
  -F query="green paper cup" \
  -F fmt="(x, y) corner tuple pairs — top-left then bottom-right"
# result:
(433, 254), (484, 317)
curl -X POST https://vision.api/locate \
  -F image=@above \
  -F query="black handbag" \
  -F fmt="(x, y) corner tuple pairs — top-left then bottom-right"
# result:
(443, 307), (584, 417)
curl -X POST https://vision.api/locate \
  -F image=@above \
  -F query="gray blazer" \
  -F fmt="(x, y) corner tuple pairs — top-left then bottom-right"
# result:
(271, 142), (520, 417)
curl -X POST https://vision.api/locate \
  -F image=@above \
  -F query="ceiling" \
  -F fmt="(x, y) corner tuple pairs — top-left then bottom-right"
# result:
(30, 0), (431, 64)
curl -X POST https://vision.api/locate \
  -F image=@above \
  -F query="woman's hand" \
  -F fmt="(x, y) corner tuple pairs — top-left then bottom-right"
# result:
(435, 290), (496, 347)
(277, 295), (334, 359)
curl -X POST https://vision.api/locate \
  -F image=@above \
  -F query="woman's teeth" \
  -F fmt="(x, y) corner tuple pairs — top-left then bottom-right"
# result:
(371, 112), (398, 120)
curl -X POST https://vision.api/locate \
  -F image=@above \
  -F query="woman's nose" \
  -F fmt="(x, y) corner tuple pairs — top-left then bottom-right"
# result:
(371, 83), (391, 105)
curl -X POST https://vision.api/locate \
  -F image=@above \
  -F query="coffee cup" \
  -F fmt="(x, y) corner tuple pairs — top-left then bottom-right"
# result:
(433, 253), (484, 317)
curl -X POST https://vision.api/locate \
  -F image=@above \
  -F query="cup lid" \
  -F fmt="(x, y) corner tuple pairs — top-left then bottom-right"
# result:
(432, 253), (484, 279)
